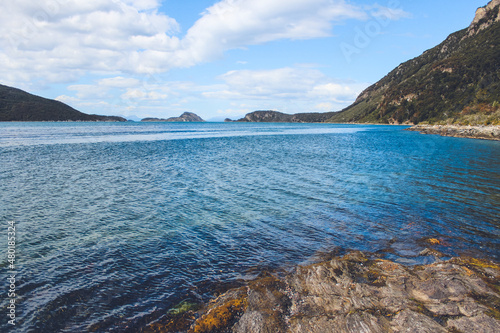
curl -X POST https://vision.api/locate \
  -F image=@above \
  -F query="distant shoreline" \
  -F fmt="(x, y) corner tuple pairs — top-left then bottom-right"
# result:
(406, 124), (500, 141)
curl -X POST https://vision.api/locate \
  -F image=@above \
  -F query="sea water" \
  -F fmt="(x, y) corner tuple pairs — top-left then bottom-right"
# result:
(0, 122), (499, 332)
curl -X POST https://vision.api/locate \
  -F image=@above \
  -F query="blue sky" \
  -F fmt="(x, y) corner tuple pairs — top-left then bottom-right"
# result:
(0, 0), (488, 121)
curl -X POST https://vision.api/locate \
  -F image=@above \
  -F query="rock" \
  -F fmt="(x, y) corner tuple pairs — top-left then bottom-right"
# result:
(470, 0), (500, 32)
(390, 310), (447, 333)
(419, 248), (445, 258)
(185, 252), (500, 333)
(406, 125), (500, 141)
(146, 252), (500, 332)
(448, 313), (500, 332)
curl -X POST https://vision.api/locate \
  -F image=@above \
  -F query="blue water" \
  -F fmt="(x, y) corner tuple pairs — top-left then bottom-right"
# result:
(0, 122), (499, 332)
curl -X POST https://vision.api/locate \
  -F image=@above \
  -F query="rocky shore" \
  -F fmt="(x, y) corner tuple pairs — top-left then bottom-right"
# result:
(407, 125), (500, 141)
(145, 250), (500, 333)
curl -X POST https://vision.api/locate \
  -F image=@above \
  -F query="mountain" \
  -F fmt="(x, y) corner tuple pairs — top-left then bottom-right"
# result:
(235, 110), (337, 123)
(141, 112), (205, 122)
(0, 84), (126, 122)
(327, 0), (500, 125)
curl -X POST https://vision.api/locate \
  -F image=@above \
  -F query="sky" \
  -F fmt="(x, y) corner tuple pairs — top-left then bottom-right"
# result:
(0, 0), (489, 121)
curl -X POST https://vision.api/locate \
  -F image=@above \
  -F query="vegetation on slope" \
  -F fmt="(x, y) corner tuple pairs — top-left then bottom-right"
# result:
(327, 1), (500, 125)
(0, 84), (126, 122)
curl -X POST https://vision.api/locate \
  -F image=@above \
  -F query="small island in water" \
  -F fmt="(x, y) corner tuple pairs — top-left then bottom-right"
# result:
(141, 112), (205, 122)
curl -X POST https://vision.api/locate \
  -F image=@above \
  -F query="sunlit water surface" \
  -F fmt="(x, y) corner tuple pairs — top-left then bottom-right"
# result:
(0, 122), (499, 332)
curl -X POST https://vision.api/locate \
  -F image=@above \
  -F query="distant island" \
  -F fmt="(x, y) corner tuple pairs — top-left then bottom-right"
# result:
(233, 110), (337, 123)
(141, 112), (205, 122)
(0, 84), (126, 122)
(225, 0), (500, 135)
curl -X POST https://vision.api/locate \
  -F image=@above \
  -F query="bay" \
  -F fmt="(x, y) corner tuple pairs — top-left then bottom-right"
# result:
(0, 122), (499, 332)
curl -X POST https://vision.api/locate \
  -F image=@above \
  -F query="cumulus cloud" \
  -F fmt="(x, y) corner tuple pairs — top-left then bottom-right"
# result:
(0, 0), (180, 84)
(0, 0), (407, 85)
(121, 89), (167, 100)
(0, 0), (411, 118)
(98, 76), (141, 88)
(53, 66), (369, 118)
(368, 4), (411, 21)
(204, 67), (368, 104)
(176, 0), (366, 66)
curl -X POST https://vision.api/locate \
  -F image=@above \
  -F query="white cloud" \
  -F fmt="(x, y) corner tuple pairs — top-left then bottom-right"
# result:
(216, 107), (252, 116)
(98, 76), (141, 88)
(121, 89), (167, 100)
(68, 84), (110, 99)
(55, 95), (80, 104)
(175, 0), (368, 67)
(0, 0), (180, 83)
(315, 102), (335, 111)
(0, 0), (408, 85)
(51, 66), (368, 118)
(309, 83), (356, 99)
(0, 0), (412, 118)
(204, 67), (368, 104)
(368, 4), (411, 21)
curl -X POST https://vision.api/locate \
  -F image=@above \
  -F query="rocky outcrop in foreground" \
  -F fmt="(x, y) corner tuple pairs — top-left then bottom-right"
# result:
(407, 125), (500, 140)
(146, 251), (500, 333)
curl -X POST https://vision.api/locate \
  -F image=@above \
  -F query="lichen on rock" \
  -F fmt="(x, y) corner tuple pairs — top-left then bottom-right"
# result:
(186, 252), (500, 333)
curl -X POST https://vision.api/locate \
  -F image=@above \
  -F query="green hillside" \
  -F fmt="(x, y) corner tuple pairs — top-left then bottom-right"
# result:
(328, 0), (500, 125)
(0, 84), (126, 122)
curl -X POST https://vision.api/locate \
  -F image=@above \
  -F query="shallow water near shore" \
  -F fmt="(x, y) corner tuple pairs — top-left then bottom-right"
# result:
(0, 122), (499, 332)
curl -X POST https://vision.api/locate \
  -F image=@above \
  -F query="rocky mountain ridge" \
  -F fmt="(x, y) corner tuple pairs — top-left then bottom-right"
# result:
(327, 0), (500, 125)
(231, 1), (500, 127)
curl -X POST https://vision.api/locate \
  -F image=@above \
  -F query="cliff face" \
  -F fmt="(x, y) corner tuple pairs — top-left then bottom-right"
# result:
(0, 84), (126, 122)
(328, 0), (500, 125)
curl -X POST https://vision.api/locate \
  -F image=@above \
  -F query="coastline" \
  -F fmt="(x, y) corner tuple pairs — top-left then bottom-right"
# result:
(145, 250), (500, 333)
(406, 125), (500, 141)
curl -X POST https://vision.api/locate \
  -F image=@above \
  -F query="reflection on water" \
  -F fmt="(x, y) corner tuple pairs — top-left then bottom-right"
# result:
(0, 122), (499, 332)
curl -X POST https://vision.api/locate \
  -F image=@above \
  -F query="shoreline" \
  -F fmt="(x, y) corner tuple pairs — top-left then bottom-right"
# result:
(406, 124), (500, 141)
(145, 250), (500, 333)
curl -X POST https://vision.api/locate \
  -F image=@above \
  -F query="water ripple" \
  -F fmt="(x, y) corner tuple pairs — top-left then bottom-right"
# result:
(0, 122), (499, 332)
